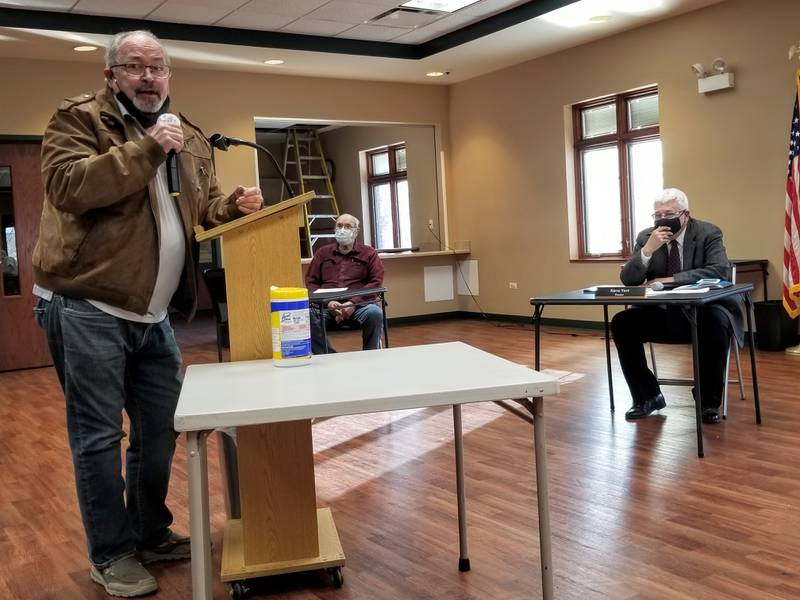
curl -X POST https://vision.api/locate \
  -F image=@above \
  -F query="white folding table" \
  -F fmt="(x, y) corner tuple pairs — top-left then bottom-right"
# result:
(175, 341), (560, 599)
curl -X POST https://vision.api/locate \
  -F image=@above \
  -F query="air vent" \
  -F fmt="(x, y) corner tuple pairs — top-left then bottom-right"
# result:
(370, 7), (446, 28)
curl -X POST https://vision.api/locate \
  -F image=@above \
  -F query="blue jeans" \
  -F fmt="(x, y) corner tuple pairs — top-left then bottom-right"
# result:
(310, 302), (384, 354)
(34, 294), (182, 567)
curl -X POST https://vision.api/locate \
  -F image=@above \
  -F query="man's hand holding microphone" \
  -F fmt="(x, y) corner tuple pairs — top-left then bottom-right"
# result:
(150, 113), (183, 197)
(148, 114), (264, 214)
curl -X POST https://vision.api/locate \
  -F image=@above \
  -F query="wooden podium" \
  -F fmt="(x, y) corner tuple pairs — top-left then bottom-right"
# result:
(193, 192), (345, 586)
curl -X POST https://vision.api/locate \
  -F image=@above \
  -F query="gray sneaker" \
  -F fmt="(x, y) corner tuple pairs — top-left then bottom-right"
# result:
(137, 531), (191, 565)
(90, 556), (158, 597)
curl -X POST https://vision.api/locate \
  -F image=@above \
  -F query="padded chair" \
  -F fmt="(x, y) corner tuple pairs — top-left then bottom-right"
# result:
(647, 263), (746, 418)
(201, 267), (229, 363)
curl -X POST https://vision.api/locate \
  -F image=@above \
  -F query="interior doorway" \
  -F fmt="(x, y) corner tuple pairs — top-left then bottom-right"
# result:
(0, 141), (51, 372)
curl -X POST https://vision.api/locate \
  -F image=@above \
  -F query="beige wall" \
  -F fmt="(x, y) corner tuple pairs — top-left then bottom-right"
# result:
(8, 0), (795, 323)
(0, 56), (460, 317)
(320, 124), (442, 251)
(0, 57), (449, 192)
(302, 254), (463, 319)
(449, 0), (798, 321)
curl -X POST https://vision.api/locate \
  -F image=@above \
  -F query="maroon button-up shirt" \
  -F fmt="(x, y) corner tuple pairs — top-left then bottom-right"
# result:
(304, 241), (384, 305)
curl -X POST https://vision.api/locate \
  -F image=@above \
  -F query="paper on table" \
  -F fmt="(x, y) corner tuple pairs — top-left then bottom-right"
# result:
(646, 287), (711, 296)
(311, 287), (348, 294)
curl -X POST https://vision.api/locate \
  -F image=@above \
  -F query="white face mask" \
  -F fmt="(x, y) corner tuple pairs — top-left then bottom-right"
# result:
(334, 227), (356, 245)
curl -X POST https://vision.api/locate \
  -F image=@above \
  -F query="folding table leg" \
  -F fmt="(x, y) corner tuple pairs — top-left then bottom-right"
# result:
(532, 397), (554, 600)
(452, 404), (470, 571)
(187, 431), (213, 600)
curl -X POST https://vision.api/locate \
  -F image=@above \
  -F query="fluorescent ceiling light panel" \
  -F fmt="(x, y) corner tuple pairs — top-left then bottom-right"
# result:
(541, 0), (664, 28)
(401, 0), (481, 13)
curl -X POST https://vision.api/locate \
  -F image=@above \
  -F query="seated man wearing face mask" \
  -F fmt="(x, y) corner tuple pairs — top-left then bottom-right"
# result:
(305, 213), (385, 353)
(611, 188), (742, 425)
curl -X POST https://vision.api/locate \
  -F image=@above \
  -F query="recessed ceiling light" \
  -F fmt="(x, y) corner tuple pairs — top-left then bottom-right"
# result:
(402, 0), (480, 13)
(264, 59), (284, 65)
(73, 45), (98, 52)
(426, 71), (446, 77)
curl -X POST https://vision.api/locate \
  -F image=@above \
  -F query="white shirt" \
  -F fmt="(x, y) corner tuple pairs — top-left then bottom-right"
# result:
(34, 100), (185, 323)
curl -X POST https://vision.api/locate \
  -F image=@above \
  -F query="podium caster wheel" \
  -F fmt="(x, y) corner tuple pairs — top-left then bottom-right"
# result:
(328, 566), (344, 588)
(228, 581), (249, 599)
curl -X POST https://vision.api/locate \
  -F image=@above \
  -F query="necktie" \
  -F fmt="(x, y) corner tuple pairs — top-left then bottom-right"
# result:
(667, 241), (681, 276)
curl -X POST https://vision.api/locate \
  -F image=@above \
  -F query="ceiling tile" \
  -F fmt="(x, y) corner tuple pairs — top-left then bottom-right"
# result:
(156, 0), (248, 8)
(0, 0), (74, 8)
(147, 1), (248, 25)
(389, 27), (436, 44)
(280, 18), (354, 36)
(215, 10), (295, 30)
(429, 12), (481, 30)
(73, 0), (163, 19)
(391, 11), (478, 41)
(336, 23), (410, 42)
(352, 0), (400, 8)
(305, 1), (387, 24)
(236, 0), (331, 18)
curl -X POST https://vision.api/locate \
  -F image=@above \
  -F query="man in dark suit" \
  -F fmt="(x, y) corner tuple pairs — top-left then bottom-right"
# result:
(611, 188), (742, 424)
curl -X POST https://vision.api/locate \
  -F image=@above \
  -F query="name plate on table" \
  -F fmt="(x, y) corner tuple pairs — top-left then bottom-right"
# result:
(594, 286), (646, 298)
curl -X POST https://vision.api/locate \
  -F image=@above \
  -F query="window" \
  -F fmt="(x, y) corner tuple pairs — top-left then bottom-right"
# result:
(573, 88), (662, 258)
(367, 144), (411, 249)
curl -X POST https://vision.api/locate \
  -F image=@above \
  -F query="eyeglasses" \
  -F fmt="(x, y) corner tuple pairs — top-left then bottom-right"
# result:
(336, 223), (357, 230)
(110, 63), (171, 78)
(651, 209), (685, 220)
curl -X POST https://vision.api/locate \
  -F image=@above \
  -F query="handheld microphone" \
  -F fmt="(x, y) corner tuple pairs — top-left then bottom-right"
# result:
(157, 113), (181, 198)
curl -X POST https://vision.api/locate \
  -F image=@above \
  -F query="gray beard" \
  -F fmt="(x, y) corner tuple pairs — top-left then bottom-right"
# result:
(133, 94), (165, 113)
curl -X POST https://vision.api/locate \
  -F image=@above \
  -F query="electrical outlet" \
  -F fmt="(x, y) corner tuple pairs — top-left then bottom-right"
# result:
(428, 219), (434, 230)
(508, 282), (518, 289)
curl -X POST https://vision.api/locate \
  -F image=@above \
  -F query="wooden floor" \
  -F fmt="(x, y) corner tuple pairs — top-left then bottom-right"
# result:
(1, 314), (799, 599)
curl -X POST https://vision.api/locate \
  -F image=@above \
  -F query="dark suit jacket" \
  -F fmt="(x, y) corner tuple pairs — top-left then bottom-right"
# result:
(620, 218), (744, 344)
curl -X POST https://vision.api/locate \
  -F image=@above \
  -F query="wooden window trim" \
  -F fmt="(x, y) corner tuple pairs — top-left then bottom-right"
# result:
(573, 86), (659, 259)
(367, 144), (407, 248)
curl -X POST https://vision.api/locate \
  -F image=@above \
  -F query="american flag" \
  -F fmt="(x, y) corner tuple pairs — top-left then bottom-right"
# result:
(784, 70), (800, 318)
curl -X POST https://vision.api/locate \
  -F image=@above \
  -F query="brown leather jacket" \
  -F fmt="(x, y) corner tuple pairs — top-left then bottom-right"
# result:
(33, 86), (241, 319)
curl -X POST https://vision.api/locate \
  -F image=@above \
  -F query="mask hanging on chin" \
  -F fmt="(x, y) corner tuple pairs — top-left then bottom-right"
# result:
(114, 89), (171, 129)
(654, 215), (682, 235)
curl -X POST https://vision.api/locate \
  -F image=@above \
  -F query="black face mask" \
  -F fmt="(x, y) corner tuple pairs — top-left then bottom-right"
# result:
(115, 90), (171, 129)
(654, 215), (682, 235)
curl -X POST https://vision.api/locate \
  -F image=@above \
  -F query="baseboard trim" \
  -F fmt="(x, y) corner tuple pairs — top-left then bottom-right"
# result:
(388, 311), (605, 331)
(387, 312), (462, 326)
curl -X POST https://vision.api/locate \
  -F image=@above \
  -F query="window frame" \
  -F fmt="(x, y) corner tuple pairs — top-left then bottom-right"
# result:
(573, 86), (660, 260)
(366, 143), (408, 249)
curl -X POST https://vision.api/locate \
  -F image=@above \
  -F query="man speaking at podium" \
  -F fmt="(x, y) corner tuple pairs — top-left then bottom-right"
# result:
(31, 30), (262, 597)
(611, 188), (743, 425)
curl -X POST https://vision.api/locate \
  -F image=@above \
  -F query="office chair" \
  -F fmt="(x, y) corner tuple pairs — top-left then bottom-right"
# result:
(201, 267), (229, 363)
(647, 263), (746, 418)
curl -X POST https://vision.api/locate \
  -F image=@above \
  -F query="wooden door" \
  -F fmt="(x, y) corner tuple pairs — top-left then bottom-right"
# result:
(0, 142), (51, 371)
